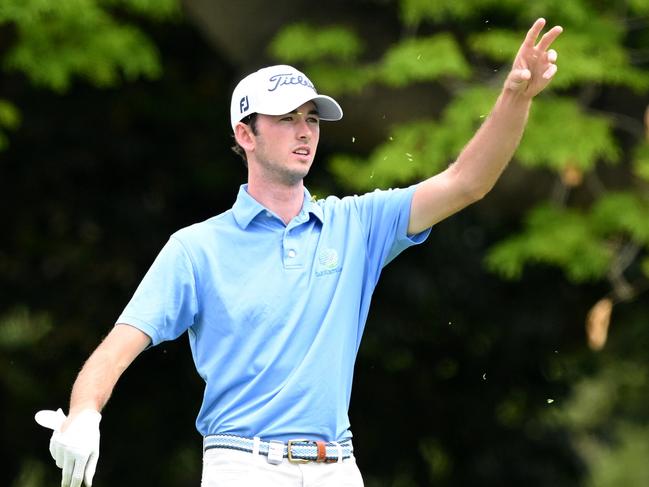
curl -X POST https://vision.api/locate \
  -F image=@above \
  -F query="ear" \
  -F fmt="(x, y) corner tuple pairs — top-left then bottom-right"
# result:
(234, 122), (256, 153)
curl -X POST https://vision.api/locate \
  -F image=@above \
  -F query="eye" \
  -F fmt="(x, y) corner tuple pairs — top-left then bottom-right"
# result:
(307, 116), (320, 124)
(280, 115), (294, 122)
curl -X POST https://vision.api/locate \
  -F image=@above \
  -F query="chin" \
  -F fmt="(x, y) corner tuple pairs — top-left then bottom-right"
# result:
(283, 168), (310, 185)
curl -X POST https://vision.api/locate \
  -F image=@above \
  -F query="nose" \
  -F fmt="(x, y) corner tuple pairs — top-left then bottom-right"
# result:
(296, 119), (312, 140)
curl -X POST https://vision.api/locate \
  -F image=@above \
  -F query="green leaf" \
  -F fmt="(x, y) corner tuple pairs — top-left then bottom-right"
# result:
(399, 0), (594, 25)
(587, 423), (649, 487)
(269, 23), (364, 64)
(296, 63), (375, 96)
(0, 306), (52, 350)
(517, 97), (619, 171)
(515, 0), (595, 26)
(642, 257), (649, 278)
(438, 86), (498, 135)
(330, 120), (446, 190)
(0, 99), (21, 151)
(548, 22), (649, 92)
(1, 0), (180, 21)
(398, 0), (519, 24)
(485, 204), (612, 282)
(2, 0), (163, 92)
(590, 192), (649, 245)
(376, 34), (471, 87)
(632, 142), (649, 182)
(0, 99), (21, 130)
(628, 0), (649, 15)
(0, 0), (65, 23)
(399, 0), (473, 24)
(469, 29), (519, 61)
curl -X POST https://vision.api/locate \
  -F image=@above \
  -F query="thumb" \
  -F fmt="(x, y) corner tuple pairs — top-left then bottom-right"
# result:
(505, 68), (532, 92)
(35, 409), (66, 431)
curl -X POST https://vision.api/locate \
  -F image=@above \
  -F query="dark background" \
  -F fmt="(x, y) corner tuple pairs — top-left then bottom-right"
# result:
(2, 2), (648, 486)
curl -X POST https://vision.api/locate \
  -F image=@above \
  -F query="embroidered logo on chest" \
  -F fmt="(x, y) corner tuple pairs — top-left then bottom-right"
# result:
(316, 248), (342, 277)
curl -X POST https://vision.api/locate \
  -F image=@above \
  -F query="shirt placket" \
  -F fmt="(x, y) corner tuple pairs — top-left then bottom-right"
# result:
(283, 212), (310, 269)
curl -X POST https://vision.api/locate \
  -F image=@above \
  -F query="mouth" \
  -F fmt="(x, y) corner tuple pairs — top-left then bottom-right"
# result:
(292, 146), (311, 157)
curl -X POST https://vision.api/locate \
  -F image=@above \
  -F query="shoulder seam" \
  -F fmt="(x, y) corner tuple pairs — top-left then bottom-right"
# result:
(170, 235), (201, 315)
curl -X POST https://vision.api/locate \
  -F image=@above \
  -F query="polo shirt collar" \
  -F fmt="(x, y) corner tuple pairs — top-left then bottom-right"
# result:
(232, 184), (324, 229)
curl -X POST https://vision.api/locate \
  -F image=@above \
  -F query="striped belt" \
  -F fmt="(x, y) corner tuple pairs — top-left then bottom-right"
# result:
(203, 434), (354, 464)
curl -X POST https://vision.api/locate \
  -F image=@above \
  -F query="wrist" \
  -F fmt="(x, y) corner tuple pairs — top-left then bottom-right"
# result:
(499, 87), (534, 107)
(63, 408), (102, 432)
(492, 89), (533, 124)
(69, 400), (102, 416)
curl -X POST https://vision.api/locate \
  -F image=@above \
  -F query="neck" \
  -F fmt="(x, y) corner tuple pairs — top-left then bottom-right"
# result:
(246, 177), (305, 225)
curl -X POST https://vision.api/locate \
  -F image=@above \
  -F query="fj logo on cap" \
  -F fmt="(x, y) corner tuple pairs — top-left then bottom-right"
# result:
(239, 96), (249, 113)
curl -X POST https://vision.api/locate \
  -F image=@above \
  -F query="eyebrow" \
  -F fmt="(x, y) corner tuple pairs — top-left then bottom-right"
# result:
(290, 108), (320, 116)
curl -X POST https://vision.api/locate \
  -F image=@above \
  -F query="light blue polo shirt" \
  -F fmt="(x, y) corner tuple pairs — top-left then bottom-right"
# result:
(117, 184), (430, 442)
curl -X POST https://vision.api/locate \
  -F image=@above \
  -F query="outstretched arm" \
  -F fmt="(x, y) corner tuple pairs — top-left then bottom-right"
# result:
(67, 323), (151, 421)
(408, 18), (563, 234)
(35, 324), (150, 487)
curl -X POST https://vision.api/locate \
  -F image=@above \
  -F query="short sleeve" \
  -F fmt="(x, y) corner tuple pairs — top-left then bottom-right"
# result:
(115, 236), (199, 346)
(352, 184), (431, 270)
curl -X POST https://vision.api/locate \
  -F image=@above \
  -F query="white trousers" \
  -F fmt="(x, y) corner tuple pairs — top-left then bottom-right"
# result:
(201, 448), (364, 487)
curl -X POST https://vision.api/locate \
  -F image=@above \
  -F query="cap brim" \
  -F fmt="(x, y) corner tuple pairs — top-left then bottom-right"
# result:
(256, 93), (343, 121)
(310, 95), (343, 121)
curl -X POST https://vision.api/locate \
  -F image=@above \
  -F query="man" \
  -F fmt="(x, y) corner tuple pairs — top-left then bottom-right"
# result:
(35, 18), (562, 487)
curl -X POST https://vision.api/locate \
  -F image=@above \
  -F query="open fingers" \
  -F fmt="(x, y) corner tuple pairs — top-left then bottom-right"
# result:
(524, 18), (546, 47)
(536, 25), (563, 52)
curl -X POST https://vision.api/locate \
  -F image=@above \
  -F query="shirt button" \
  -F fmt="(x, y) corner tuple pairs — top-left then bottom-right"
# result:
(287, 249), (297, 258)
(265, 211), (272, 218)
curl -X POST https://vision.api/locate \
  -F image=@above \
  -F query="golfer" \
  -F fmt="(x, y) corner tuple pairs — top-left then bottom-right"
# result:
(36, 18), (562, 487)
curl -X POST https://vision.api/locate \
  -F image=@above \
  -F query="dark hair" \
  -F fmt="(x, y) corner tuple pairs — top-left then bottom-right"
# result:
(231, 113), (259, 166)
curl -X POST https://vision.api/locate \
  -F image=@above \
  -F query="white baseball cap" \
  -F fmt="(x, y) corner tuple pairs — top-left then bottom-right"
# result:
(230, 65), (343, 131)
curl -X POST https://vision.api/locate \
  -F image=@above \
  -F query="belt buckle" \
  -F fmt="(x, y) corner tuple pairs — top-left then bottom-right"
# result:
(287, 439), (311, 464)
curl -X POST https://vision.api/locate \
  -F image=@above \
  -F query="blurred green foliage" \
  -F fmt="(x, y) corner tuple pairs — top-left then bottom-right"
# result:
(634, 142), (649, 181)
(516, 97), (620, 170)
(1, 0), (180, 88)
(487, 192), (649, 282)
(0, 99), (21, 150)
(269, 23), (363, 63)
(377, 34), (472, 87)
(0, 307), (52, 349)
(0, 0), (178, 150)
(2, 0), (648, 485)
(485, 203), (613, 281)
(544, 357), (649, 486)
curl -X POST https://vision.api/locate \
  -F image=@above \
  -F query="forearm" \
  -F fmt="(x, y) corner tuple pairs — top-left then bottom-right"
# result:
(68, 346), (126, 415)
(68, 324), (150, 416)
(453, 89), (532, 199)
(408, 89), (533, 233)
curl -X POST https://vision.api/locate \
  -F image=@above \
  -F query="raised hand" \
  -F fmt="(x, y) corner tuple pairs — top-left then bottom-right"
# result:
(504, 18), (563, 97)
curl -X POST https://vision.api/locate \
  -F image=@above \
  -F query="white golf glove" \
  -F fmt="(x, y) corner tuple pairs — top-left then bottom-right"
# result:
(35, 408), (102, 487)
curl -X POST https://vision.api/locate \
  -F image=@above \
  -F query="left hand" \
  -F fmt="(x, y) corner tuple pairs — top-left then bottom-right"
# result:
(35, 408), (102, 487)
(504, 18), (563, 98)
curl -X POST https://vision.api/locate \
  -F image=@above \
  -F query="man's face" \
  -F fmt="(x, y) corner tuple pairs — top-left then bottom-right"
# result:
(250, 101), (320, 185)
